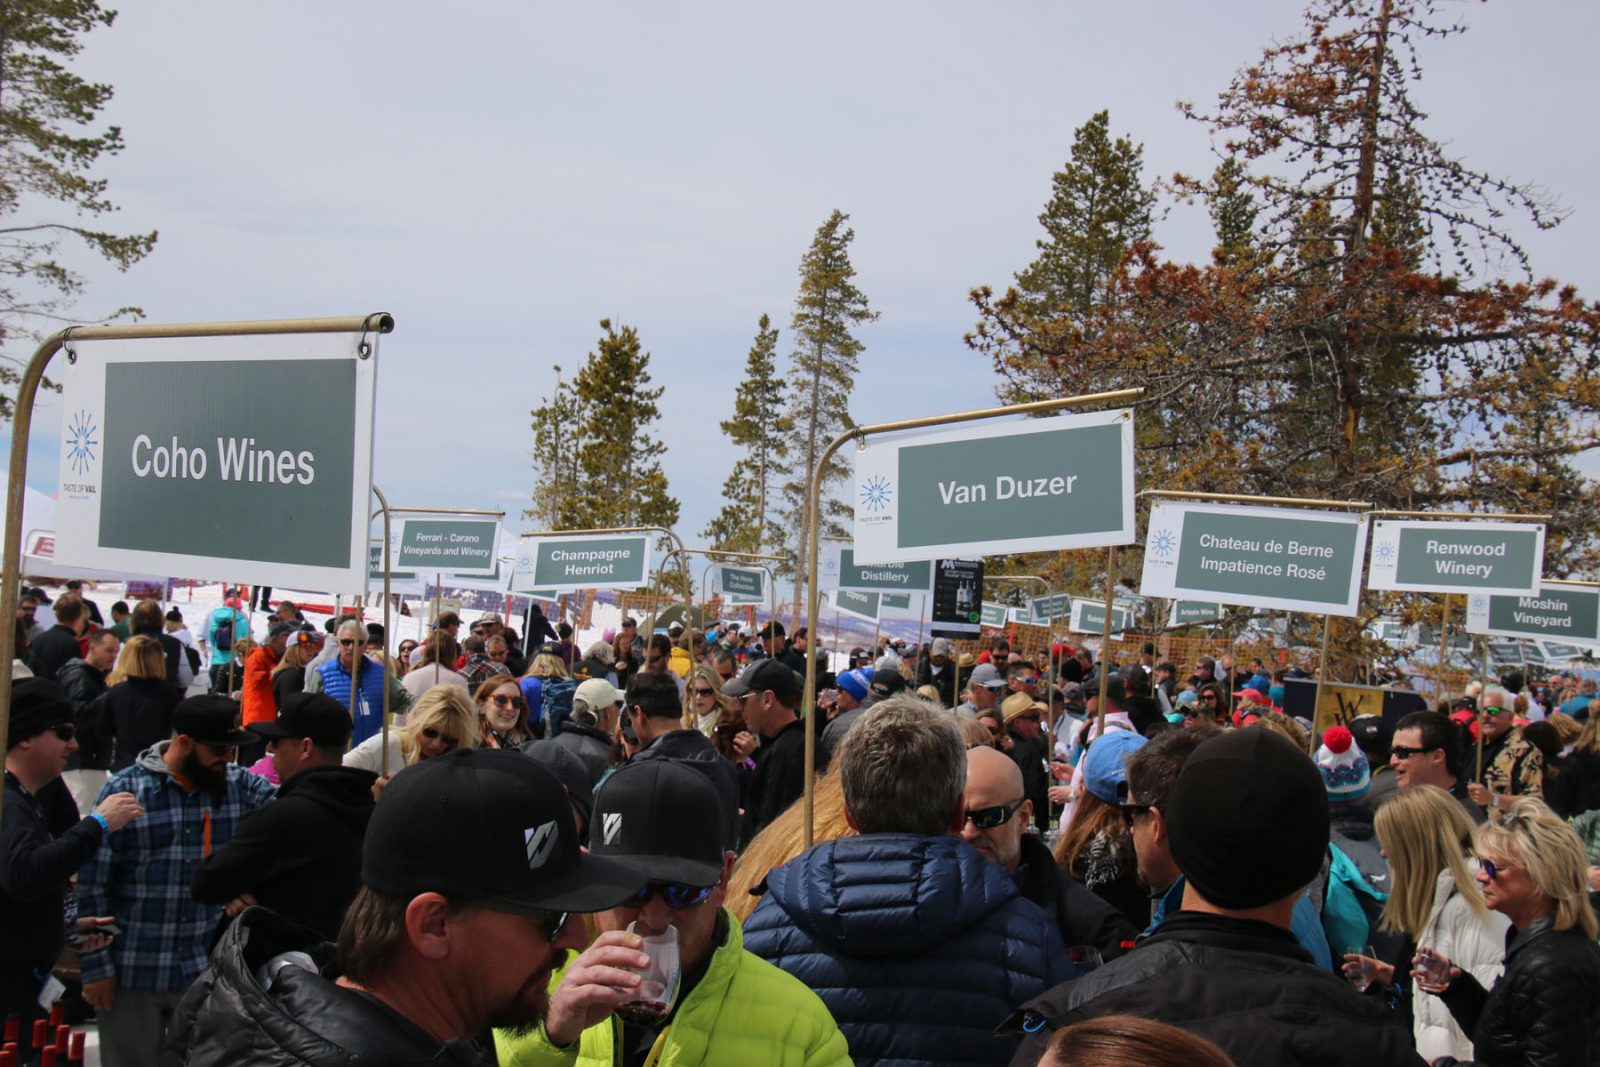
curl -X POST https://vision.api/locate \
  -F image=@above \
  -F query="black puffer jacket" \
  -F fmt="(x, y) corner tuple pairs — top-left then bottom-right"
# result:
(1002, 911), (1424, 1067)
(88, 677), (183, 771)
(1013, 832), (1137, 961)
(164, 907), (488, 1067)
(1437, 916), (1600, 1066)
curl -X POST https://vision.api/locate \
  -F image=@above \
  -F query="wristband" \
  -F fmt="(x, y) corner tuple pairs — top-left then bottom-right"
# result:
(90, 812), (110, 833)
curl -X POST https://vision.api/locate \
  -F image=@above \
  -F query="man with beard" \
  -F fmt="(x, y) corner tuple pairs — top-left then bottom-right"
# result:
(166, 750), (642, 1067)
(76, 696), (275, 1067)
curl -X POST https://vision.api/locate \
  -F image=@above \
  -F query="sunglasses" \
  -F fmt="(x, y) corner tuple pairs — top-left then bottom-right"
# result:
(1479, 857), (1517, 881)
(1120, 803), (1154, 828)
(491, 694), (526, 709)
(690, 687), (717, 698)
(339, 638), (359, 648)
(627, 881), (715, 910)
(50, 724), (77, 742)
(1483, 706), (1510, 717)
(521, 907), (572, 944)
(964, 798), (1024, 830)
(1014, 713), (1041, 723)
(1390, 744), (1438, 760)
(419, 728), (459, 749)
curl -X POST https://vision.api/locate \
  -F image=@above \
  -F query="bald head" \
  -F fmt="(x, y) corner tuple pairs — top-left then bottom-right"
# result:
(962, 745), (1030, 872)
(966, 745), (1023, 800)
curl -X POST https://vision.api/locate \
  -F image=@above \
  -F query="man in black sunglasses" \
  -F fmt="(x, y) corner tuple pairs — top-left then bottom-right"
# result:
(2, 678), (142, 1021)
(496, 758), (848, 1065)
(962, 746), (1134, 962)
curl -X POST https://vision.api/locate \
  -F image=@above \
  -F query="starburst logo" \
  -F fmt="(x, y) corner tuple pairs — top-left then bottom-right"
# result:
(66, 410), (98, 477)
(859, 475), (892, 513)
(1150, 529), (1177, 558)
(1373, 542), (1397, 564)
(1471, 596), (1488, 611)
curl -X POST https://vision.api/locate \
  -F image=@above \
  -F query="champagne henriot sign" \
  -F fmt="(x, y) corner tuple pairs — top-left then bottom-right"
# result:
(1140, 500), (1369, 616)
(852, 408), (1135, 564)
(53, 332), (377, 590)
(1367, 519), (1544, 596)
(512, 534), (652, 594)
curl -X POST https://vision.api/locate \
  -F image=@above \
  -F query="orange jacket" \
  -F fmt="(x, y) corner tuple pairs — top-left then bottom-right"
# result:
(241, 645), (280, 725)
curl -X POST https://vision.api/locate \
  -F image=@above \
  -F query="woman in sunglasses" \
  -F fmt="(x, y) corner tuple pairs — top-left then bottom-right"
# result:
(344, 684), (479, 776)
(270, 629), (323, 713)
(1367, 785), (1509, 1061)
(1413, 796), (1600, 1065)
(476, 677), (535, 750)
(394, 640), (418, 679)
(687, 665), (732, 734)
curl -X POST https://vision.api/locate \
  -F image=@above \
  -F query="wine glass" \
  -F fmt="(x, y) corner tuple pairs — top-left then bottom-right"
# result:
(616, 922), (681, 1025)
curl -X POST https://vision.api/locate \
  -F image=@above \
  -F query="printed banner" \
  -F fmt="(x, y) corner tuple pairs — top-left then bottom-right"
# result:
(1140, 500), (1369, 616)
(1464, 582), (1600, 647)
(54, 331), (377, 590)
(393, 516), (503, 577)
(1367, 519), (1543, 595)
(512, 535), (653, 594)
(852, 408), (1135, 564)
(819, 543), (933, 593)
(930, 558), (984, 638)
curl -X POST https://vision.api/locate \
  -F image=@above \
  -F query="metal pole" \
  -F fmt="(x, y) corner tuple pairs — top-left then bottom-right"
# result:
(1097, 546), (1116, 737)
(433, 574), (443, 687)
(1438, 593), (1451, 709)
(0, 313), (393, 820)
(1313, 615), (1333, 753)
(799, 387), (1143, 846)
(374, 486), (394, 776)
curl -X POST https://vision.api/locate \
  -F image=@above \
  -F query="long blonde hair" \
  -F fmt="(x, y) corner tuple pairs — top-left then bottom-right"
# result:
(399, 685), (481, 765)
(1476, 796), (1600, 940)
(1374, 784), (1490, 939)
(107, 635), (167, 686)
(727, 767), (853, 922)
(686, 664), (732, 731)
(528, 652), (568, 680)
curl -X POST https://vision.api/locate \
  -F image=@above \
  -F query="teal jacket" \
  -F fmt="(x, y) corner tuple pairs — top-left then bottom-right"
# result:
(495, 911), (849, 1067)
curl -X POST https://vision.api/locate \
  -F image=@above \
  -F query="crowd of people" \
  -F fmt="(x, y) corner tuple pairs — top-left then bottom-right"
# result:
(6, 580), (1600, 1066)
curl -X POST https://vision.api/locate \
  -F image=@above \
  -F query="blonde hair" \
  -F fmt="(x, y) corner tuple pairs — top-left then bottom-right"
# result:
(915, 684), (944, 707)
(727, 767), (854, 922)
(1573, 712), (1600, 758)
(686, 664), (732, 731)
(400, 685), (481, 765)
(107, 635), (167, 686)
(1250, 713), (1307, 750)
(958, 716), (993, 748)
(1475, 796), (1600, 940)
(529, 652), (568, 680)
(1374, 785), (1490, 939)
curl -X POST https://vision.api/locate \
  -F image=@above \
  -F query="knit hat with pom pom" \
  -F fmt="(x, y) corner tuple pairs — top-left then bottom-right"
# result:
(1314, 725), (1370, 807)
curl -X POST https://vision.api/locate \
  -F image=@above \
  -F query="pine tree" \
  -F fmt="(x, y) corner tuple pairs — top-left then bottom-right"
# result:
(782, 211), (877, 618)
(524, 369), (586, 531)
(969, 111), (1156, 403)
(0, 0), (157, 419)
(567, 319), (680, 536)
(702, 314), (790, 557)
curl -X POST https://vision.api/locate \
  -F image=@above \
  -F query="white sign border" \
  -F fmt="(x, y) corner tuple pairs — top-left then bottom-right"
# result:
(1367, 518), (1544, 596)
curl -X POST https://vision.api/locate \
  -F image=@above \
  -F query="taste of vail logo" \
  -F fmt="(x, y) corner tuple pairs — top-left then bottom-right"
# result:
(859, 475), (893, 513)
(67, 409), (99, 477)
(1149, 529), (1177, 559)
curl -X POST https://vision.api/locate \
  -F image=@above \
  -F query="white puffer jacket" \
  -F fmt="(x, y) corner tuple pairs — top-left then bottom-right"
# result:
(1414, 866), (1511, 1061)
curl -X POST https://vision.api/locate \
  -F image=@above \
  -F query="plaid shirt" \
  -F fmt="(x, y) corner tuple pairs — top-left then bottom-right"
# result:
(460, 654), (511, 689)
(76, 743), (276, 991)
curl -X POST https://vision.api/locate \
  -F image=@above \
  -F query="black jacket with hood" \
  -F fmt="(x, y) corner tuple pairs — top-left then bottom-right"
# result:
(165, 906), (488, 1067)
(190, 765), (377, 940)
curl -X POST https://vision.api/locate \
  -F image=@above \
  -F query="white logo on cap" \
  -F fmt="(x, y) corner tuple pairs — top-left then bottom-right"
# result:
(524, 821), (558, 870)
(602, 812), (623, 845)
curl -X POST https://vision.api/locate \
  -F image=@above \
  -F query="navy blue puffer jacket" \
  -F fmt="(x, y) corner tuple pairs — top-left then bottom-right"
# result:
(742, 833), (1073, 1067)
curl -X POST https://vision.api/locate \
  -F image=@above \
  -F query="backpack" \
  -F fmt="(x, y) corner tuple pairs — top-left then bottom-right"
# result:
(541, 678), (578, 738)
(213, 611), (234, 652)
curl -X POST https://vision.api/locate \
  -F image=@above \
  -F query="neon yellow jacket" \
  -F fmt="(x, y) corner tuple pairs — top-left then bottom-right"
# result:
(495, 912), (849, 1067)
(667, 647), (692, 679)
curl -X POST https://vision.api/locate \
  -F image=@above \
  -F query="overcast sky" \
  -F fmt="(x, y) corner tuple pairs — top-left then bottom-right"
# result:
(6, 0), (1597, 583)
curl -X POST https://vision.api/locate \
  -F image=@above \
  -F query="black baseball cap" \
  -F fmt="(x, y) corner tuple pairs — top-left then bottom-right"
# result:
(362, 748), (641, 913)
(721, 659), (801, 702)
(7, 678), (74, 748)
(590, 759), (726, 887)
(249, 692), (352, 747)
(172, 695), (255, 748)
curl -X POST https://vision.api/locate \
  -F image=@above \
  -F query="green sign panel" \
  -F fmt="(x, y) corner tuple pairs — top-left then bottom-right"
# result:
(368, 541), (419, 582)
(881, 592), (914, 613)
(717, 565), (765, 601)
(1071, 599), (1135, 635)
(833, 588), (881, 620)
(1467, 583), (1600, 645)
(1029, 594), (1071, 623)
(514, 535), (652, 593)
(853, 408), (1135, 564)
(53, 332), (378, 590)
(821, 544), (932, 593)
(1169, 600), (1225, 627)
(980, 602), (1010, 628)
(1368, 519), (1544, 596)
(394, 518), (501, 576)
(1141, 501), (1369, 616)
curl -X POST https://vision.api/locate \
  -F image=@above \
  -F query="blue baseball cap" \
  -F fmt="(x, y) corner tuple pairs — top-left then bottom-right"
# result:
(837, 668), (874, 702)
(1082, 729), (1149, 805)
